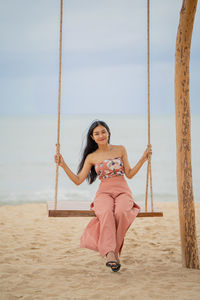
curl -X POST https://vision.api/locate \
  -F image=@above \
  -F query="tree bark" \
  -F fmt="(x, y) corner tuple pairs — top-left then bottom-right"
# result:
(175, 0), (199, 269)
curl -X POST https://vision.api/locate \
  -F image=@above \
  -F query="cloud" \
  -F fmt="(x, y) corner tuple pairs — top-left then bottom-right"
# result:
(0, 0), (200, 115)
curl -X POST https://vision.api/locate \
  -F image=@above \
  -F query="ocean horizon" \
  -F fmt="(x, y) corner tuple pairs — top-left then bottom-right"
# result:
(0, 114), (199, 206)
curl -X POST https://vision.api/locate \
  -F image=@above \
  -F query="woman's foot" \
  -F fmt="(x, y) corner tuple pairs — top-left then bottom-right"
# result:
(106, 251), (116, 263)
(105, 251), (121, 272)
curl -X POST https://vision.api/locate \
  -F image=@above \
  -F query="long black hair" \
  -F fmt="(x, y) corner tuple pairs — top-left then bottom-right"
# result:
(77, 120), (111, 184)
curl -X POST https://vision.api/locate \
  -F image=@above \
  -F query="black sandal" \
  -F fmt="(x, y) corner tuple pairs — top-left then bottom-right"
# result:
(106, 261), (121, 272)
(111, 263), (121, 272)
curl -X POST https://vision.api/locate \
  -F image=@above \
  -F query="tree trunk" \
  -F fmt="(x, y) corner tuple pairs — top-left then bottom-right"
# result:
(175, 0), (199, 269)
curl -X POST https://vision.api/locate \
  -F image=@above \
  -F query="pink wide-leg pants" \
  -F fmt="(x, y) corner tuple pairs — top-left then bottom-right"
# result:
(80, 176), (140, 257)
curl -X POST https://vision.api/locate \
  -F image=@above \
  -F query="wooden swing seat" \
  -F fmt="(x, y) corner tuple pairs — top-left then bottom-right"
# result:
(47, 200), (163, 217)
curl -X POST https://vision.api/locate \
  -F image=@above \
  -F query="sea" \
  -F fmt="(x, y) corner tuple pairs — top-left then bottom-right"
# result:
(0, 114), (199, 206)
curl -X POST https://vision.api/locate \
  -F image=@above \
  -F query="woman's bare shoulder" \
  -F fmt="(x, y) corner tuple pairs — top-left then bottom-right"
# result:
(86, 151), (98, 164)
(112, 144), (126, 152)
(109, 144), (126, 157)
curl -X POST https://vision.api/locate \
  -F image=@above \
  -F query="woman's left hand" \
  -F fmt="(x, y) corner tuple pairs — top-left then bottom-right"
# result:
(142, 144), (152, 161)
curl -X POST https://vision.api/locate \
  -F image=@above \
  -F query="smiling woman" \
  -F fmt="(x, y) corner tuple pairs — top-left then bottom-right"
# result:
(77, 120), (111, 184)
(54, 119), (152, 272)
(47, 0), (164, 273)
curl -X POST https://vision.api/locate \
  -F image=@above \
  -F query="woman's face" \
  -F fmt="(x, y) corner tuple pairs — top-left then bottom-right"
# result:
(91, 125), (109, 145)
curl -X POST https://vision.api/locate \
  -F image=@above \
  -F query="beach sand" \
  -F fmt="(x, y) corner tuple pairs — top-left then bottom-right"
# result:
(0, 202), (200, 300)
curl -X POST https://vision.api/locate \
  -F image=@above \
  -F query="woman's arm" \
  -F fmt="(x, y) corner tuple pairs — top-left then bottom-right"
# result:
(54, 153), (92, 185)
(121, 145), (152, 179)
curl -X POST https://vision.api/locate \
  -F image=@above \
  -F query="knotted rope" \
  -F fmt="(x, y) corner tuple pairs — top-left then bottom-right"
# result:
(54, 0), (154, 212)
(54, 0), (63, 210)
(145, 0), (154, 212)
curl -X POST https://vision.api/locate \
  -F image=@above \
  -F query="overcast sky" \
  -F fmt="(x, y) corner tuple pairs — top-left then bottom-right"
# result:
(0, 0), (200, 115)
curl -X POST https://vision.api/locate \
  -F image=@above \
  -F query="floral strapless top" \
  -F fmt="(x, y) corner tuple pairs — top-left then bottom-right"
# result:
(95, 157), (124, 180)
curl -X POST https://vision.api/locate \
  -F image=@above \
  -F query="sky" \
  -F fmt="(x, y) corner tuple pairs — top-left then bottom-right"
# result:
(0, 0), (200, 116)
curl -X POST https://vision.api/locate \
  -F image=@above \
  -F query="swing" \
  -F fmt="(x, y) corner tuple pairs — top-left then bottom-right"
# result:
(47, 0), (163, 218)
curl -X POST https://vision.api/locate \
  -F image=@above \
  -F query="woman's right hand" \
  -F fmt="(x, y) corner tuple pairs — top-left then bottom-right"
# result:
(142, 144), (152, 162)
(54, 153), (65, 168)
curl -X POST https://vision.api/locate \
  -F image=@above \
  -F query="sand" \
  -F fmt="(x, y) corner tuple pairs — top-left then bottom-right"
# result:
(0, 202), (200, 300)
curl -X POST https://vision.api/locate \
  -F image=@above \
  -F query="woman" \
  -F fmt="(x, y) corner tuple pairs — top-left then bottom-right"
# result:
(54, 120), (152, 272)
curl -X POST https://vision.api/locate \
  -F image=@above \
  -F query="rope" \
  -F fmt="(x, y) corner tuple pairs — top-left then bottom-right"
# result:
(53, 0), (154, 212)
(145, 0), (154, 212)
(54, 0), (63, 210)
